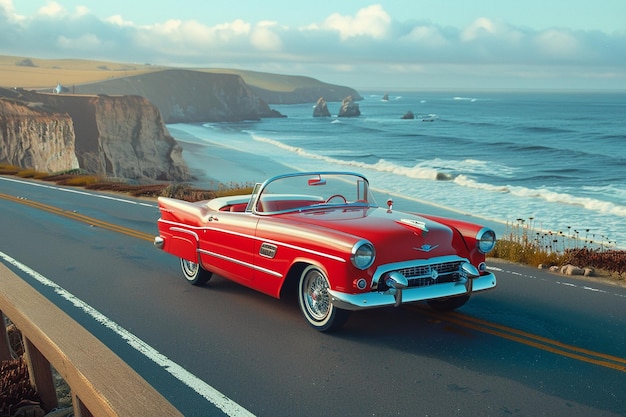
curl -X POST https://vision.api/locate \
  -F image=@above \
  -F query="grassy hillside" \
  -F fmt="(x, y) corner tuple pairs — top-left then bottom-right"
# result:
(0, 55), (354, 98)
(201, 68), (330, 92)
(0, 55), (160, 89)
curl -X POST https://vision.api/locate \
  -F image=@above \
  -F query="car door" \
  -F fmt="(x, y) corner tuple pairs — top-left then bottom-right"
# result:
(197, 210), (259, 284)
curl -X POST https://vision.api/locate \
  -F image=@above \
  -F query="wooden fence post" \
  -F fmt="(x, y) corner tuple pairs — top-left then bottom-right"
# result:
(24, 337), (59, 412)
(72, 393), (95, 417)
(0, 310), (11, 361)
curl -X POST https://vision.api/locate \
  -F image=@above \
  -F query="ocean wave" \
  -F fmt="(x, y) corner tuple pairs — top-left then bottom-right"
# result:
(252, 135), (453, 181)
(251, 134), (527, 184)
(517, 125), (575, 135)
(453, 96), (478, 102)
(454, 175), (626, 217)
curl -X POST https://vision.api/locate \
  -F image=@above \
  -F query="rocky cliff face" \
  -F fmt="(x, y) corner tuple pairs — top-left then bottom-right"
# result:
(72, 69), (282, 123)
(0, 88), (190, 181)
(0, 93), (79, 172)
(250, 85), (362, 105)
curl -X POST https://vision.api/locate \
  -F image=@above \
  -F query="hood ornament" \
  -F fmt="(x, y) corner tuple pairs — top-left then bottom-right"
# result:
(400, 218), (429, 233)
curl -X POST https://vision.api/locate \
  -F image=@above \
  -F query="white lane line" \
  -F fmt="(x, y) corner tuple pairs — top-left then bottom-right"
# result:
(0, 176), (157, 208)
(0, 250), (255, 417)
(489, 264), (625, 298)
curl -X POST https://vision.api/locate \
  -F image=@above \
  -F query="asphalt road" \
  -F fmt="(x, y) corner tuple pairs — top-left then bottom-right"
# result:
(1, 175), (625, 417)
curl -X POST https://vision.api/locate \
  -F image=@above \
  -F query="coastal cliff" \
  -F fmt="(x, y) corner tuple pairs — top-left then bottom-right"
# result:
(0, 88), (190, 181)
(0, 96), (79, 173)
(72, 69), (282, 123)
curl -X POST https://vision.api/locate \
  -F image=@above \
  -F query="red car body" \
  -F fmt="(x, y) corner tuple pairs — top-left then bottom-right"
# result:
(155, 172), (497, 331)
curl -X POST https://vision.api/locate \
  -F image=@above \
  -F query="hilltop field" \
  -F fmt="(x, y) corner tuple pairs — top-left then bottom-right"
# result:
(0, 55), (161, 89)
(0, 55), (357, 100)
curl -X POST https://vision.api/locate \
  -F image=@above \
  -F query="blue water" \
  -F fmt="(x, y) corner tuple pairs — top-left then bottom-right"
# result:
(170, 91), (626, 249)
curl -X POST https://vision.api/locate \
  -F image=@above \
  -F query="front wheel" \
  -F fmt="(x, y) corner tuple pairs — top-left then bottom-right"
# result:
(180, 258), (212, 286)
(298, 265), (350, 332)
(427, 295), (470, 311)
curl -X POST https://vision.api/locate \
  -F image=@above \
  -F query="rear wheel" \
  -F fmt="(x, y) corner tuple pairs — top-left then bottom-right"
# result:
(298, 265), (350, 332)
(180, 258), (212, 286)
(427, 295), (470, 311)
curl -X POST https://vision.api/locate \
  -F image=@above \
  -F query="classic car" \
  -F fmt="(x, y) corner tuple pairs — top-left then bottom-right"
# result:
(155, 172), (497, 332)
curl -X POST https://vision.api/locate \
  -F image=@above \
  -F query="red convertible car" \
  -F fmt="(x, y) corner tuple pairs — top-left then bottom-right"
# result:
(155, 172), (496, 331)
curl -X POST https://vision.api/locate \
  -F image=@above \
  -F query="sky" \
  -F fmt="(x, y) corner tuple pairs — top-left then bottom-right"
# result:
(2, 0), (626, 90)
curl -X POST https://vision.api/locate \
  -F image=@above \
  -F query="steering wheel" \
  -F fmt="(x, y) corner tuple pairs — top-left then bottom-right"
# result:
(325, 194), (348, 204)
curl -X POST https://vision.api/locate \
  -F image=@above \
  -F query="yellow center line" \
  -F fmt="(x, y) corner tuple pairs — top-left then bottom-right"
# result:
(409, 304), (626, 373)
(0, 192), (154, 242)
(3, 192), (625, 373)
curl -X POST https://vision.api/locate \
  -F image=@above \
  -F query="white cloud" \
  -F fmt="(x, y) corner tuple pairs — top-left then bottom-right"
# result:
(75, 5), (89, 17)
(461, 17), (498, 41)
(0, 0), (21, 21)
(534, 29), (580, 58)
(212, 19), (251, 41)
(37, 1), (64, 17)
(57, 33), (103, 50)
(402, 25), (449, 48)
(106, 14), (134, 27)
(322, 4), (391, 40)
(251, 21), (283, 51)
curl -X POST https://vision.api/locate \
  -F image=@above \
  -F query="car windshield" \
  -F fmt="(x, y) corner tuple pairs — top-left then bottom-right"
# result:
(249, 172), (377, 214)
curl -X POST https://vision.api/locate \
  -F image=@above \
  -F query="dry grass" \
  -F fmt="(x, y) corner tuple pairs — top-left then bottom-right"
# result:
(15, 168), (52, 180)
(0, 55), (162, 89)
(491, 218), (624, 279)
(0, 164), (252, 201)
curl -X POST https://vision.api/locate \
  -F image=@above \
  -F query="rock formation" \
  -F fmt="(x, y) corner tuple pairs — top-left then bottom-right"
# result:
(338, 96), (361, 118)
(313, 97), (331, 117)
(0, 91), (79, 173)
(0, 88), (190, 181)
(401, 111), (415, 120)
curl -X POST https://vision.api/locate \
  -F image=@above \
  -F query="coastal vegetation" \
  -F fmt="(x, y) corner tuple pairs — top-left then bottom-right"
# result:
(492, 218), (624, 279)
(2, 164), (623, 281)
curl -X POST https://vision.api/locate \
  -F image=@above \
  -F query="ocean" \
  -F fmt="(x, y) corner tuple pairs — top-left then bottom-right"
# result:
(168, 91), (626, 249)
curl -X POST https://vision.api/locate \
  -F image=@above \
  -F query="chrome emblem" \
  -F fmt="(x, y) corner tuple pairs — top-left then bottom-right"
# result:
(430, 269), (439, 280)
(415, 244), (439, 252)
(259, 243), (277, 259)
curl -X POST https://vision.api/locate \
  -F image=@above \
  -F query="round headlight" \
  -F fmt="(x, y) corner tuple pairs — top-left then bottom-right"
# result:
(477, 228), (496, 254)
(351, 240), (375, 270)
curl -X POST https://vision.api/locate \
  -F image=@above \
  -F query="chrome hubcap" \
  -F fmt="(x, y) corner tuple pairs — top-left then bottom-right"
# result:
(304, 270), (330, 320)
(182, 259), (198, 278)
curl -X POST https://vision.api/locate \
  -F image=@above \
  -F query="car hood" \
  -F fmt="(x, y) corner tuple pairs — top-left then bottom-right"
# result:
(281, 206), (460, 262)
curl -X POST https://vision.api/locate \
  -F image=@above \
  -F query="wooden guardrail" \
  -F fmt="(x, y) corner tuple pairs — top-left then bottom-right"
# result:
(0, 262), (183, 417)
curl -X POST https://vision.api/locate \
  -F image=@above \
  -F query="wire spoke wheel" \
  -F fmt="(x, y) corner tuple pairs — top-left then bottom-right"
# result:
(298, 265), (350, 332)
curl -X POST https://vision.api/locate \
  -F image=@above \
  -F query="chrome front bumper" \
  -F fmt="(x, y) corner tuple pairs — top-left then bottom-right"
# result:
(328, 272), (496, 311)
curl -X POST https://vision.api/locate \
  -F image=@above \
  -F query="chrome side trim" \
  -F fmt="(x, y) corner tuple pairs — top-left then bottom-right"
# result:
(198, 249), (283, 278)
(329, 272), (496, 311)
(170, 226), (199, 241)
(159, 219), (346, 263)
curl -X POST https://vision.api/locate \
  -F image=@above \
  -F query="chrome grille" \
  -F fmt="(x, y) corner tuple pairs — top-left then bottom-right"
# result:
(378, 261), (463, 290)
